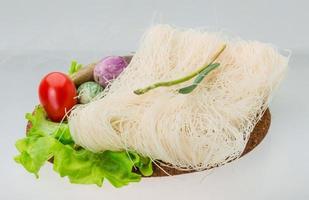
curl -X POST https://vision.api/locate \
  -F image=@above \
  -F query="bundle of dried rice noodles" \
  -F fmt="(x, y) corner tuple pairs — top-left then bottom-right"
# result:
(68, 24), (288, 170)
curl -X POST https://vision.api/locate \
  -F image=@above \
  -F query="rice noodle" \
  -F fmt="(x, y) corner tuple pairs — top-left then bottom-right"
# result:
(68, 25), (288, 170)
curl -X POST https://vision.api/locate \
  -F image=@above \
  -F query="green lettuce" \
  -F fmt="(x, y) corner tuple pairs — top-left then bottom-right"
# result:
(14, 106), (153, 187)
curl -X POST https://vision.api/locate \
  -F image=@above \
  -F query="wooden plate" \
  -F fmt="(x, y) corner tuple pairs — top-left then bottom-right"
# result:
(27, 56), (271, 177)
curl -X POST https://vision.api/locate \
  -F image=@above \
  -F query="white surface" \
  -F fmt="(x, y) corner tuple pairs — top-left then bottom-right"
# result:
(0, 0), (308, 199)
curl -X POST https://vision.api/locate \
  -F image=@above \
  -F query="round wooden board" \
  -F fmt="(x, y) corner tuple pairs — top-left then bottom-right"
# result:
(27, 56), (271, 177)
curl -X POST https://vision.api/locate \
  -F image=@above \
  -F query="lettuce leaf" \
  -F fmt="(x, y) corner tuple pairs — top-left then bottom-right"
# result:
(15, 106), (153, 187)
(15, 136), (56, 177)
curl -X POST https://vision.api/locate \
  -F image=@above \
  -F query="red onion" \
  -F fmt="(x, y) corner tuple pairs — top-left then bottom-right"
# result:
(93, 56), (128, 87)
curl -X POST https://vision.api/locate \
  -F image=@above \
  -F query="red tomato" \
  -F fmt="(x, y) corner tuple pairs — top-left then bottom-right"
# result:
(38, 72), (77, 122)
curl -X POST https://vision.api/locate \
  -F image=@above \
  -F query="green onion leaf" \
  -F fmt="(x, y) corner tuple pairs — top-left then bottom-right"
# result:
(68, 60), (82, 76)
(179, 63), (220, 94)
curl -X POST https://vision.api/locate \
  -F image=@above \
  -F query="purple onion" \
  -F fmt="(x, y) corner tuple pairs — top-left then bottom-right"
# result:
(93, 56), (128, 87)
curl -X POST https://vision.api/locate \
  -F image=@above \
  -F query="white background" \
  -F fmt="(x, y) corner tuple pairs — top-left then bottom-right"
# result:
(0, 0), (308, 199)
